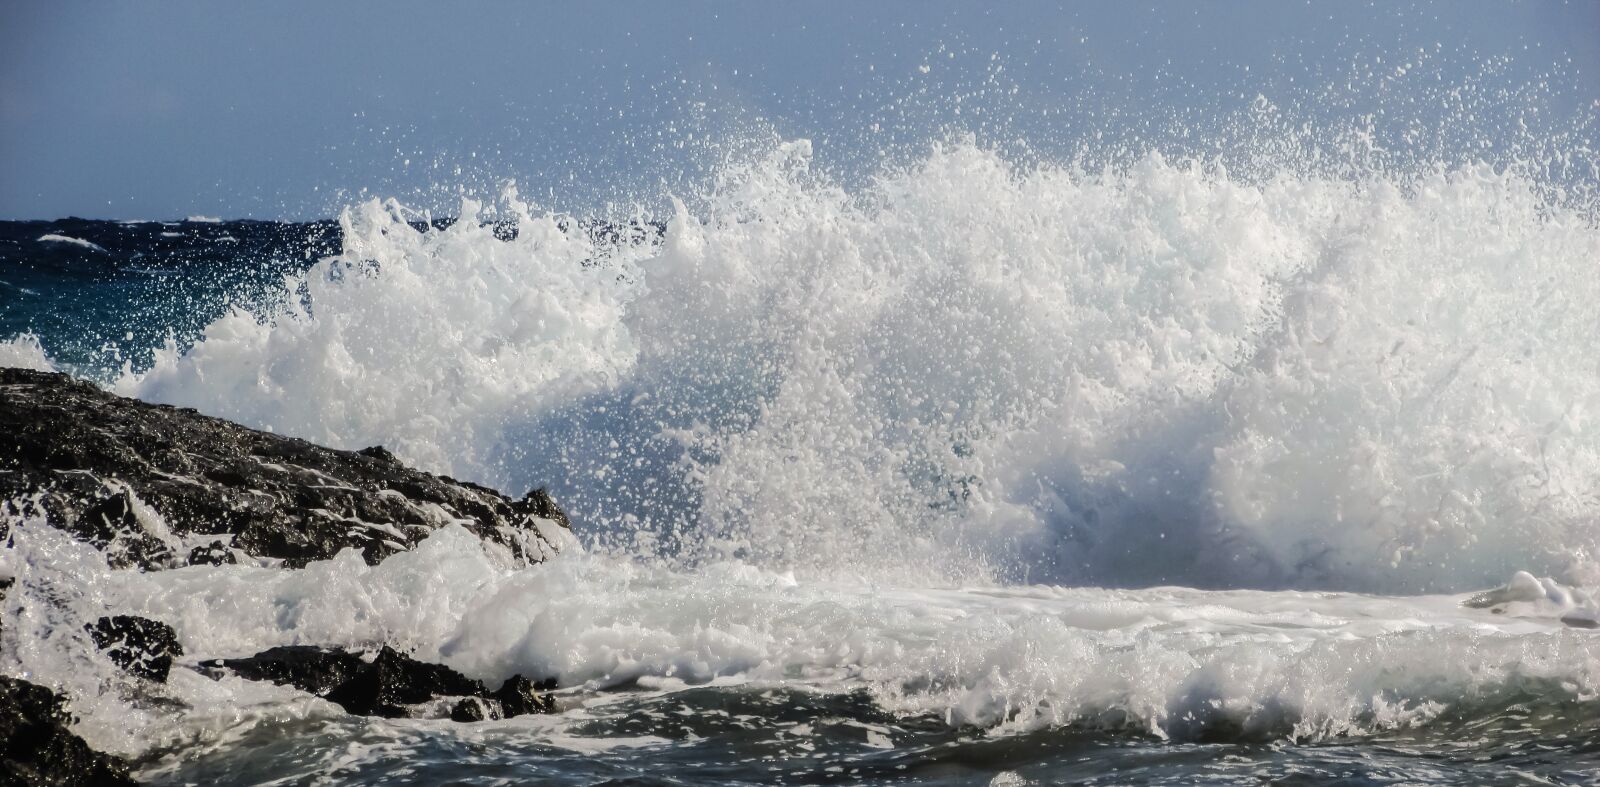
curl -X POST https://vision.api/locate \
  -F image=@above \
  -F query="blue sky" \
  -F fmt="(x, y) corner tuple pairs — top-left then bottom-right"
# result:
(2, 1), (1595, 220)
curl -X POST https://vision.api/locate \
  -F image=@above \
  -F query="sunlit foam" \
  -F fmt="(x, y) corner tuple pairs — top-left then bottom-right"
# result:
(115, 137), (1600, 593)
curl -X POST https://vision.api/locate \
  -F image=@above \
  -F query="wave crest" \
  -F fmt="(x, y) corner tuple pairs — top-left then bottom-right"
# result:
(121, 141), (1600, 592)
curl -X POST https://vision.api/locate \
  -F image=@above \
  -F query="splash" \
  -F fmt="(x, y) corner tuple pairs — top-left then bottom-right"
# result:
(0, 333), (54, 371)
(125, 195), (644, 479)
(115, 134), (1600, 592)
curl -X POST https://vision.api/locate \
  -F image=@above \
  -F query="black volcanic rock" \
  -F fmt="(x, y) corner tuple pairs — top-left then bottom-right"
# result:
(322, 646), (487, 718)
(449, 697), (501, 722)
(76, 490), (176, 569)
(214, 645), (556, 721)
(186, 540), (236, 566)
(0, 675), (135, 786)
(492, 674), (556, 717)
(213, 645), (370, 695)
(87, 615), (183, 682)
(0, 367), (571, 570)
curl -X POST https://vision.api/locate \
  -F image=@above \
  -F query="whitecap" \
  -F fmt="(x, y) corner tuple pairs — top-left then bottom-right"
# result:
(36, 233), (107, 252)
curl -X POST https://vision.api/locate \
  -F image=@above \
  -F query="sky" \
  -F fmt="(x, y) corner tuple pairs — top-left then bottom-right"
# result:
(1, 1), (1596, 220)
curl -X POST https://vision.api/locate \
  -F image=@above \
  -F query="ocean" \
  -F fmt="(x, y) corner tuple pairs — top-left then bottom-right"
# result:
(4, 138), (1600, 785)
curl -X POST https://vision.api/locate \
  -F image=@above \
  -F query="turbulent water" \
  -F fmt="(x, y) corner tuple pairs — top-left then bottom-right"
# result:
(5, 129), (1600, 784)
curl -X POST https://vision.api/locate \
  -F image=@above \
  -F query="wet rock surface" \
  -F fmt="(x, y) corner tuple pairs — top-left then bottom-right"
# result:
(492, 673), (558, 717)
(2, 368), (572, 778)
(450, 697), (500, 722)
(0, 367), (571, 569)
(0, 675), (135, 787)
(321, 646), (488, 718)
(86, 616), (184, 683)
(211, 645), (370, 696)
(214, 645), (555, 721)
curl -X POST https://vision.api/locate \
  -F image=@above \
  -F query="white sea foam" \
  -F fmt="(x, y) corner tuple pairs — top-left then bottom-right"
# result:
(36, 233), (107, 252)
(0, 333), (57, 371)
(0, 279), (40, 297)
(127, 195), (641, 479)
(2, 520), (1595, 762)
(119, 140), (1600, 593)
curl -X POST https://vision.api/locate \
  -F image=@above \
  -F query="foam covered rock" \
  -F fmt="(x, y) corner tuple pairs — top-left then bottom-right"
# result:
(87, 615), (183, 683)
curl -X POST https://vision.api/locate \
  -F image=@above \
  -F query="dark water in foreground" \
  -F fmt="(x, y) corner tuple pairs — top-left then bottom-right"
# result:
(146, 686), (1600, 786)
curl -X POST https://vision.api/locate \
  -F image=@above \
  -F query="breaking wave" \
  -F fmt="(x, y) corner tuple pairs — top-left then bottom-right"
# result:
(115, 134), (1600, 594)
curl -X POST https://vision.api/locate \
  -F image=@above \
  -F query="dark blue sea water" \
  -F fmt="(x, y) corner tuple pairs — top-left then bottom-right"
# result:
(0, 219), (332, 378)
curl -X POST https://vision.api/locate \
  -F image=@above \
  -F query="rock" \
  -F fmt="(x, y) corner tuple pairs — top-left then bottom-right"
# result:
(214, 644), (557, 721)
(514, 488), (571, 530)
(449, 697), (502, 722)
(0, 367), (572, 570)
(87, 615), (183, 682)
(76, 490), (176, 569)
(0, 675), (135, 786)
(322, 646), (487, 718)
(357, 445), (400, 464)
(492, 674), (556, 717)
(211, 646), (369, 695)
(186, 541), (236, 566)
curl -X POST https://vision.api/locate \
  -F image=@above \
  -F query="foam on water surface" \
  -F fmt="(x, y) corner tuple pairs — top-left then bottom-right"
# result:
(3, 519), (1598, 773)
(36, 233), (108, 252)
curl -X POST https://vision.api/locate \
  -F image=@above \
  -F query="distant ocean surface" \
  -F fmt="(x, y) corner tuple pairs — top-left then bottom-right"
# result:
(4, 135), (1600, 785)
(1, 218), (333, 379)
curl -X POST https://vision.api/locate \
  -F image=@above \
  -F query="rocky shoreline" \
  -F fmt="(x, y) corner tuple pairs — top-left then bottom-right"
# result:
(0, 367), (572, 783)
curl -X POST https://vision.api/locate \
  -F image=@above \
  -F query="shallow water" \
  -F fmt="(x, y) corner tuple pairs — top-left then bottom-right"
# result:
(4, 518), (1599, 785)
